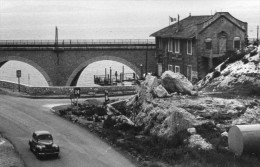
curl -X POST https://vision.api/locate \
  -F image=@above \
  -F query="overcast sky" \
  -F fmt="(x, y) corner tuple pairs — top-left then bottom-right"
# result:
(0, 0), (259, 40)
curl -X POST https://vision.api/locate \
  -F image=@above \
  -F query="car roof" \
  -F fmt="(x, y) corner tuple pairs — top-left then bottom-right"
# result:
(34, 131), (52, 136)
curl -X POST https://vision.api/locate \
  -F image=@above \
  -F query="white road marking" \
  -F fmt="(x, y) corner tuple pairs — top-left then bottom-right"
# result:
(43, 103), (70, 109)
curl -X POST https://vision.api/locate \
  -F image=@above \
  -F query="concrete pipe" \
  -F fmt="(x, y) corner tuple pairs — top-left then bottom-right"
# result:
(228, 124), (260, 156)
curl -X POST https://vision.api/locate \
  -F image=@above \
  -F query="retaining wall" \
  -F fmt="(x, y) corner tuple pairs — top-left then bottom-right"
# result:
(0, 80), (136, 96)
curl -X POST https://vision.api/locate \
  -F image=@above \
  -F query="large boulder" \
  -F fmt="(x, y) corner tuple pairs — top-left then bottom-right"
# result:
(137, 74), (159, 103)
(133, 101), (203, 138)
(153, 85), (170, 98)
(161, 71), (194, 95)
(156, 106), (202, 138)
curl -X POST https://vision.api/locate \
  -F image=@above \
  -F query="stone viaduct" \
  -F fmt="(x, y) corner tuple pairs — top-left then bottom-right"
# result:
(0, 39), (157, 86)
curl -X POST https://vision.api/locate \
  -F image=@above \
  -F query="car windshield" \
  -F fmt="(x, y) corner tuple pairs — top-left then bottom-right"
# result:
(37, 134), (53, 141)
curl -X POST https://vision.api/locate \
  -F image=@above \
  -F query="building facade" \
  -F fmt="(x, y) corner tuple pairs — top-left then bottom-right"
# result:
(151, 12), (247, 82)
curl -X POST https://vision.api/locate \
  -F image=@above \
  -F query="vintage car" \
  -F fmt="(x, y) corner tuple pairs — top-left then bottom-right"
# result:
(29, 131), (59, 158)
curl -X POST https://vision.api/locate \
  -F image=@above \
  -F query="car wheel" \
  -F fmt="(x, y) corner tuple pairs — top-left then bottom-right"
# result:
(36, 153), (42, 160)
(54, 153), (59, 158)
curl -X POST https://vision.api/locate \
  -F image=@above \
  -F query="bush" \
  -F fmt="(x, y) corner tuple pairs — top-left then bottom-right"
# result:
(84, 109), (95, 117)
(59, 109), (68, 116)
(94, 106), (107, 116)
(103, 115), (116, 129)
(212, 71), (221, 79)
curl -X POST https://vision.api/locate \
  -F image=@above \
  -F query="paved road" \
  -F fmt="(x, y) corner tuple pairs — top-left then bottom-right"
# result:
(0, 94), (136, 167)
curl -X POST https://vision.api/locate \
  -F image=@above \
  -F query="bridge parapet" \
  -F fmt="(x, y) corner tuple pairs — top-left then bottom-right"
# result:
(0, 39), (156, 51)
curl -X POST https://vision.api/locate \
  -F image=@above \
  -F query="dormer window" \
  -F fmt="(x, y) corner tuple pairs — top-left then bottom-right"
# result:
(234, 37), (241, 50)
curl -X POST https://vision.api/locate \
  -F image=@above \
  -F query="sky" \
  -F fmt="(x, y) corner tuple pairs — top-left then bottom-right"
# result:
(0, 0), (259, 40)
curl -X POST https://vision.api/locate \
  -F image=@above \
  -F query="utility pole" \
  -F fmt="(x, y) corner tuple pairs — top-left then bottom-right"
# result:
(145, 40), (148, 75)
(55, 26), (58, 46)
(257, 25), (259, 44)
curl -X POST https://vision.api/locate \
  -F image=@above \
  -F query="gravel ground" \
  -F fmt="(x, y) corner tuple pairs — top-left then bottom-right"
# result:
(0, 135), (24, 167)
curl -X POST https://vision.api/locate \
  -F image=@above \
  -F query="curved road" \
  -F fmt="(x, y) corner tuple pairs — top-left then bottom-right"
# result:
(0, 94), (136, 167)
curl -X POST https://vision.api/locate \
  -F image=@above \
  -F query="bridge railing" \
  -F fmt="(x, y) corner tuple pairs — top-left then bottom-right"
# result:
(0, 39), (155, 45)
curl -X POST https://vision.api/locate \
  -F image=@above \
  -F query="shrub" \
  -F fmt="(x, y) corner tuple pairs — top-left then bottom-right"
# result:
(84, 109), (95, 118)
(242, 57), (249, 64)
(94, 106), (107, 116)
(212, 71), (221, 79)
(103, 115), (116, 129)
(59, 109), (68, 116)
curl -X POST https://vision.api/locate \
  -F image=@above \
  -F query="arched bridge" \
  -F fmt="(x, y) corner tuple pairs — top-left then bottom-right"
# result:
(0, 39), (156, 86)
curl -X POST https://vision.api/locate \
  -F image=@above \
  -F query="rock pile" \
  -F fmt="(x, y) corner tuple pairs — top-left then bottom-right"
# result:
(198, 45), (260, 95)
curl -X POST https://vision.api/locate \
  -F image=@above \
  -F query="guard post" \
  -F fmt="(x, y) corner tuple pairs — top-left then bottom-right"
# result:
(16, 70), (21, 92)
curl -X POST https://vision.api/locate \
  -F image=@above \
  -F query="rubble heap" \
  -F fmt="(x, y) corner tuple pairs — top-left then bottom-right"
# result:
(198, 45), (260, 95)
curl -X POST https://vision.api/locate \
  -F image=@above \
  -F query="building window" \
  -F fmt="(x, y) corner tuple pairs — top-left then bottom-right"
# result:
(175, 66), (180, 73)
(174, 39), (180, 53)
(168, 65), (173, 71)
(168, 39), (173, 52)
(187, 40), (192, 55)
(234, 37), (241, 50)
(205, 38), (212, 50)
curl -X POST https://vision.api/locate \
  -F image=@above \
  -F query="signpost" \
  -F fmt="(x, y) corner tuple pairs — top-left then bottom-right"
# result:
(16, 70), (21, 92)
(74, 88), (81, 113)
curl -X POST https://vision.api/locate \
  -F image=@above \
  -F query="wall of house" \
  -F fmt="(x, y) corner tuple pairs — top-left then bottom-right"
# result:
(156, 37), (198, 82)
(197, 16), (247, 78)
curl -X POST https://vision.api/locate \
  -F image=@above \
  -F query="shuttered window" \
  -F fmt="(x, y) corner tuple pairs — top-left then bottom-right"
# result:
(168, 39), (173, 52)
(187, 40), (192, 55)
(168, 65), (173, 71)
(205, 38), (212, 50)
(174, 39), (180, 53)
(234, 37), (241, 49)
(175, 66), (180, 73)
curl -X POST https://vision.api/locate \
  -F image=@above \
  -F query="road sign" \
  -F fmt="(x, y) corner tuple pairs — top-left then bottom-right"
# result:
(74, 88), (81, 98)
(16, 70), (21, 78)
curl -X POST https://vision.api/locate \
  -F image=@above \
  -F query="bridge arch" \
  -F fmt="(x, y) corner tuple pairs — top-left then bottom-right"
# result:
(0, 56), (53, 86)
(66, 55), (141, 86)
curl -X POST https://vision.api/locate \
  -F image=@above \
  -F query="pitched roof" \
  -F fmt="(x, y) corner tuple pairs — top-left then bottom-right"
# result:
(150, 12), (247, 39)
(150, 15), (211, 39)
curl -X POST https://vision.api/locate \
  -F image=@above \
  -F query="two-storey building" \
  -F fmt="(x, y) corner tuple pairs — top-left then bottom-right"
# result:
(150, 12), (247, 82)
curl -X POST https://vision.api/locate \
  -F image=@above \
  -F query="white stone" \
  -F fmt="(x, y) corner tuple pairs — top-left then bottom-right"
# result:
(187, 127), (196, 134)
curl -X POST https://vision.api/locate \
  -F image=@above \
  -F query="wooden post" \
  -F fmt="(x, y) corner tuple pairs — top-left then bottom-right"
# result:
(18, 77), (20, 92)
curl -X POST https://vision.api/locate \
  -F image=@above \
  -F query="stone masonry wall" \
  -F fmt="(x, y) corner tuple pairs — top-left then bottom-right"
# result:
(0, 80), (136, 96)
